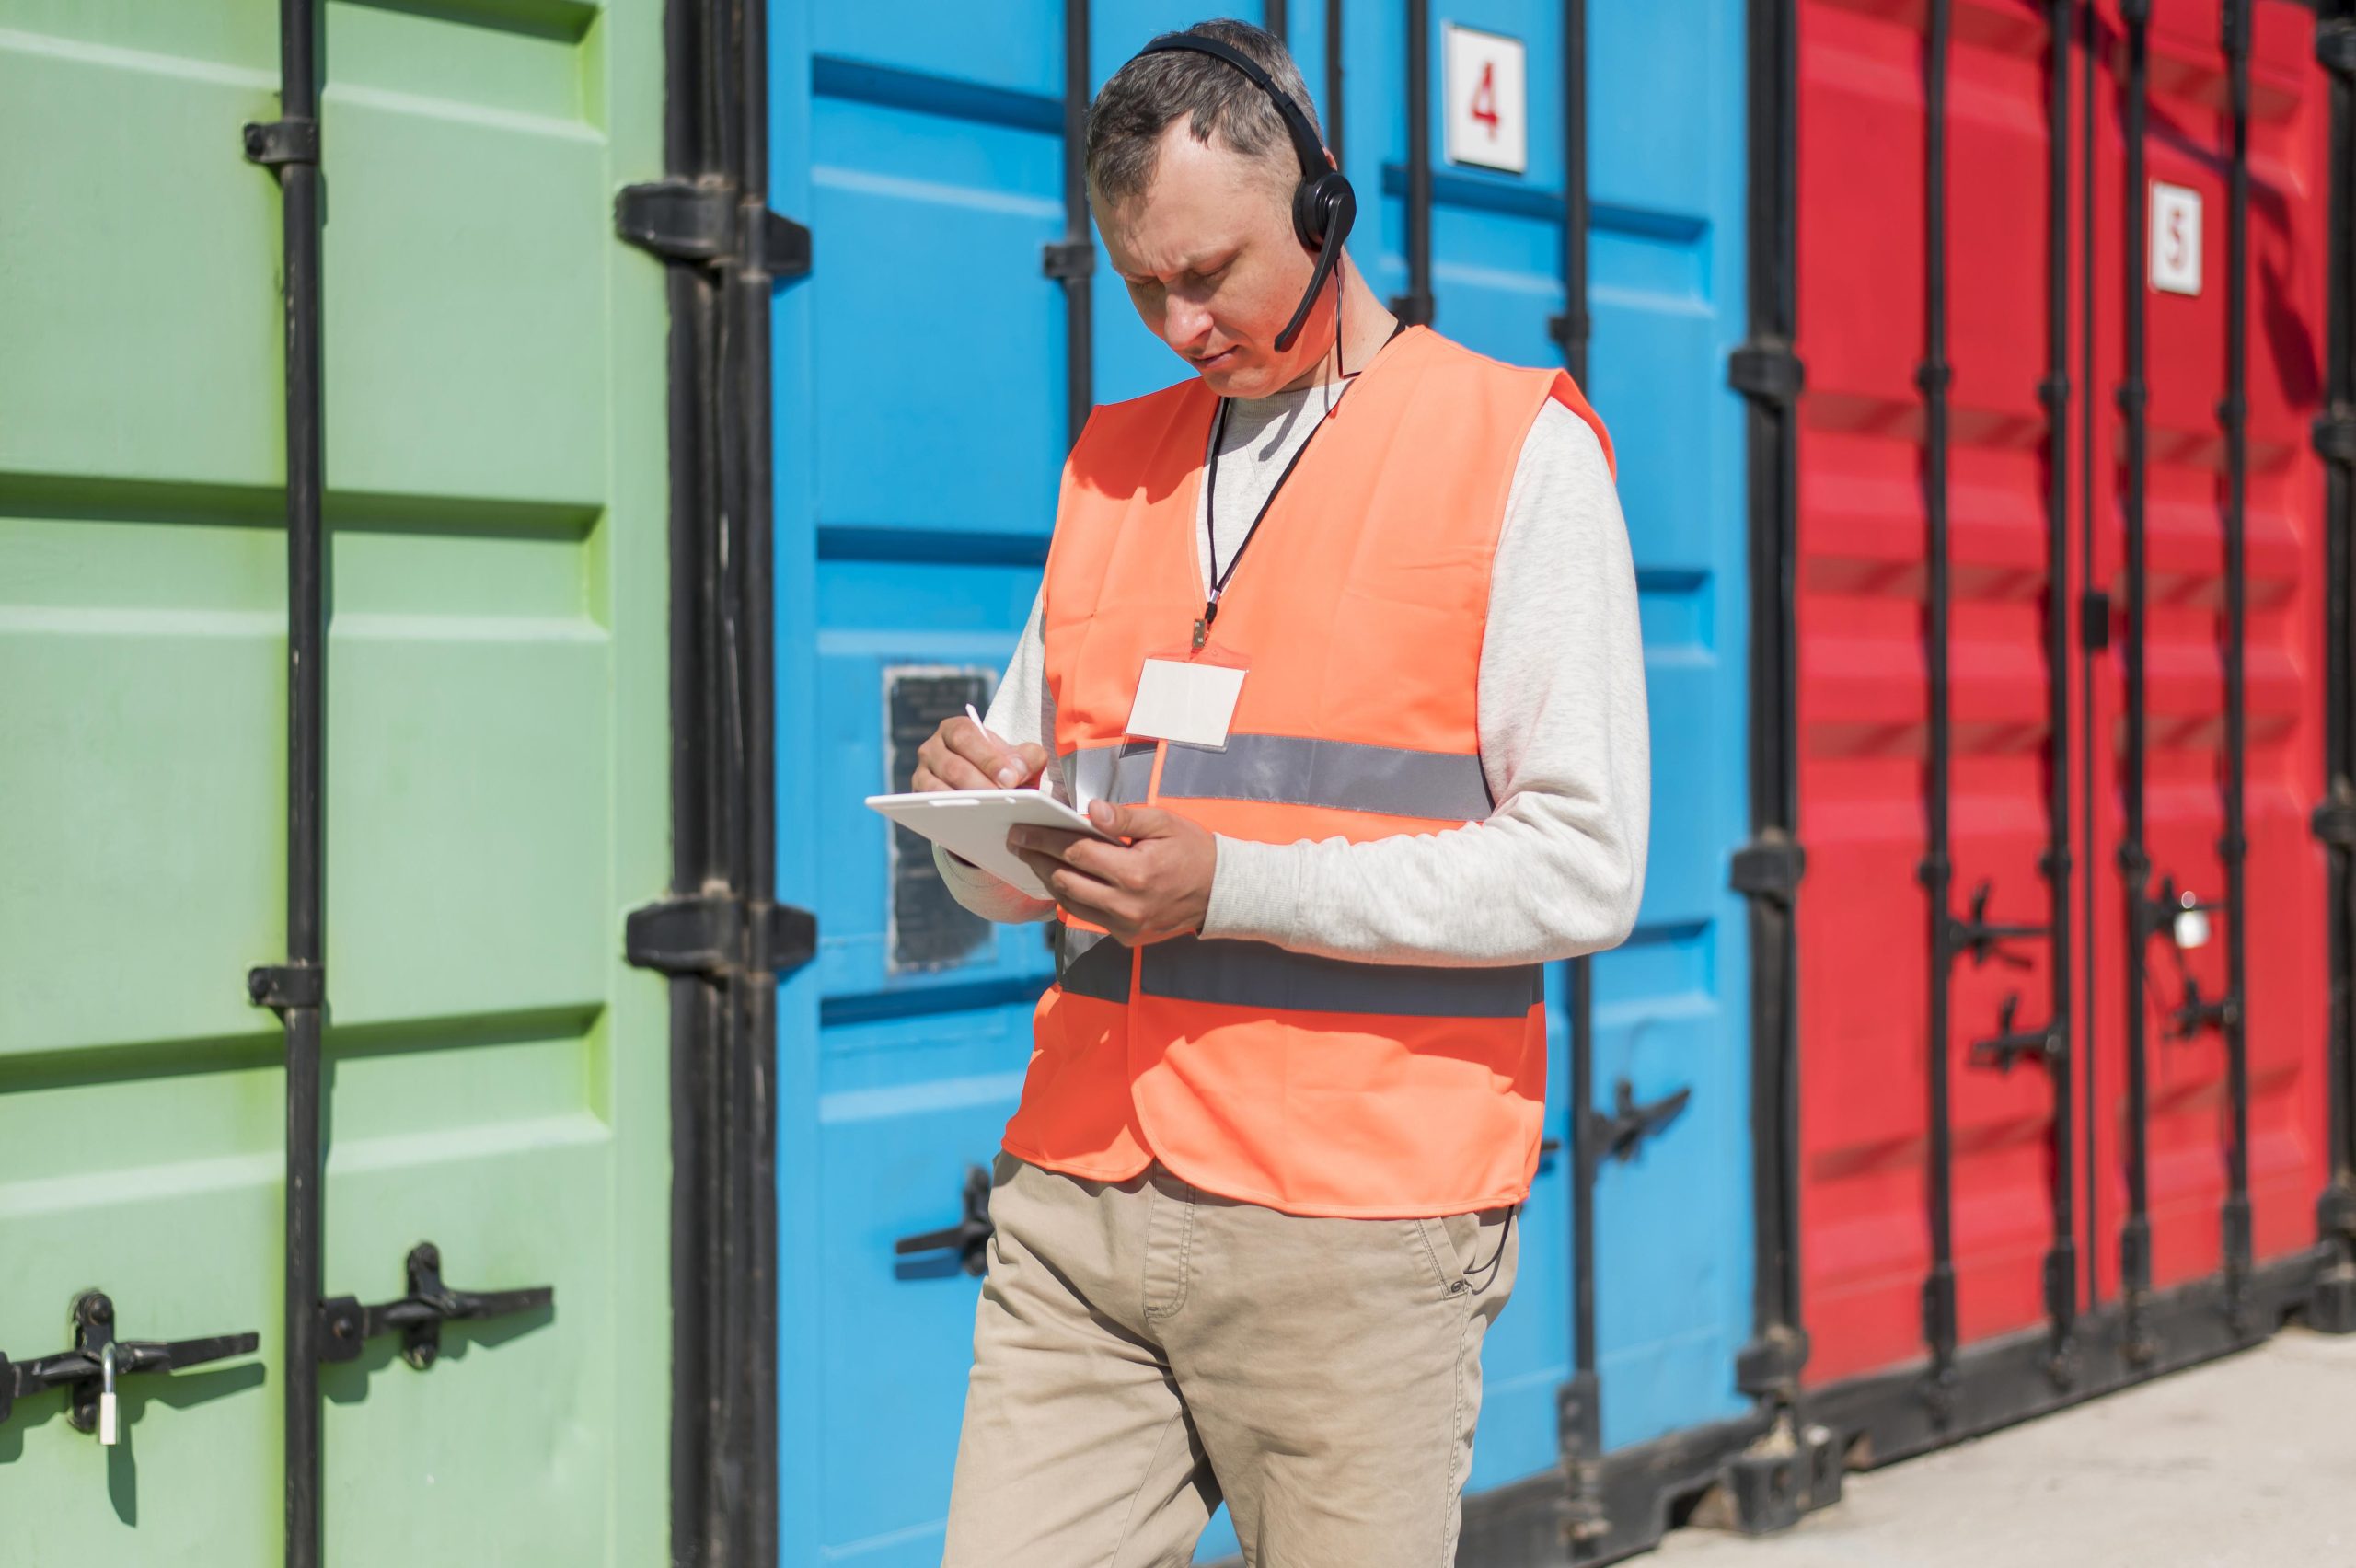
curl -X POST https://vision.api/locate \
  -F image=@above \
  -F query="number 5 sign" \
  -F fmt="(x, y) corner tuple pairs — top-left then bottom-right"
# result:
(1444, 23), (1528, 176)
(2149, 181), (2202, 296)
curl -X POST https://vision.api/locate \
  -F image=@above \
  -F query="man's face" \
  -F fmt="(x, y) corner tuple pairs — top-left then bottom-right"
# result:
(1096, 122), (1332, 398)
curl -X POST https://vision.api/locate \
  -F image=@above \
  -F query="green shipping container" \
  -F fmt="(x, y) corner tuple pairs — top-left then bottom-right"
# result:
(0, 0), (787, 1559)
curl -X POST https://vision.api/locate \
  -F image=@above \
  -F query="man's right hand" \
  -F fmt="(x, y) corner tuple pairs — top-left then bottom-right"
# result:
(914, 713), (1051, 794)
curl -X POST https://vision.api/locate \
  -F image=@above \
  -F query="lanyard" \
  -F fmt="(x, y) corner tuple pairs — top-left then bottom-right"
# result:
(1194, 320), (1404, 652)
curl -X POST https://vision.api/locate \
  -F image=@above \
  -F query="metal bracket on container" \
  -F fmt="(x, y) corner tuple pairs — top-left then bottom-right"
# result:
(247, 962), (325, 1011)
(1947, 882), (2048, 966)
(2313, 793), (2356, 849)
(1734, 1324), (1813, 1400)
(615, 179), (813, 279)
(2317, 18), (2356, 75)
(1727, 342), (1806, 404)
(2080, 589), (2112, 652)
(1548, 306), (1593, 354)
(1729, 835), (1807, 904)
(318, 1243), (552, 1372)
(625, 894), (818, 978)
(1969, 995), (2060, 1072)
(893, 1165), (996, 1276)
(1588, 1078), (1691, 1163)
(1040, 238), (1095, 282)
(2167, 978), (2236, 1042)
(0, 1291), (259, 1437)
(2316, 409), (2356, 467)
(241, 117), (319, 168)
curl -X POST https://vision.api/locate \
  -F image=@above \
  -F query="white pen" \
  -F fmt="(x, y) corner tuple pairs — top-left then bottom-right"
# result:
(967, 703), (1027, 789)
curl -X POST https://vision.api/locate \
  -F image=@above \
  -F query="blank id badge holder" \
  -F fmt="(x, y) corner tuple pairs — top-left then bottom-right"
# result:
(1125, 640), (1249, 750)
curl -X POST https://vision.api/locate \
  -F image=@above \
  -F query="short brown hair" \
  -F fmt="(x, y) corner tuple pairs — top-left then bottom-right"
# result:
(1085, 19), (1322, 212)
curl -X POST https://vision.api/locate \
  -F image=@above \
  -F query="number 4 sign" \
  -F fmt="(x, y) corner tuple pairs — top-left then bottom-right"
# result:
(1444, 23), (1528, 176)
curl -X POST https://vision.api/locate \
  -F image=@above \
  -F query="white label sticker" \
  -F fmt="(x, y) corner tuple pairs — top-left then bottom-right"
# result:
(2151, 182), (2203, 296)
(1443, 23), (1528, 176)
(1126, 659), (1247, 749)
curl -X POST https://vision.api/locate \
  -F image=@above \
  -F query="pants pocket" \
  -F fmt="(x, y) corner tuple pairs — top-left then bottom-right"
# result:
(1414, 1207), (1517, 1298)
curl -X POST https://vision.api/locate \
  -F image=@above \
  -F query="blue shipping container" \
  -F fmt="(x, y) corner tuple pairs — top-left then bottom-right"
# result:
(768, 4), (1756, 1563)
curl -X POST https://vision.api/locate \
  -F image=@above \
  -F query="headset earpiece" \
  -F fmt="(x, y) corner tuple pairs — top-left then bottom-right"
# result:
(1294, 169), (1357, 254)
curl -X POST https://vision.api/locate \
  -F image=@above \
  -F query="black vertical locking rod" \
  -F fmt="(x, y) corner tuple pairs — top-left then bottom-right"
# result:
(1323, 0), (1345, 168)
(2037, 0), (2080, 1377)
(1556, 6), (1604, 1535)
(1918, 0), (1962, 1409)
(1731, 0), (1810, 1421)
(2118, 0), (2158, 1359)
(246, 0), (327, 1558)
(2221, 0), (2256, 1327)
(1057, 0), (1094, 449)
(736, 0), (782, 1551)
(1397, 0), (1435, 326)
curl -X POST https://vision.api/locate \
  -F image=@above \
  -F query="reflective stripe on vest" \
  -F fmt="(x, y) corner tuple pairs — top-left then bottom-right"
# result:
(1065, 734), (1495, 821)
(1010, 326), (1613, 1216)
(1056, 924), (1542, 1019)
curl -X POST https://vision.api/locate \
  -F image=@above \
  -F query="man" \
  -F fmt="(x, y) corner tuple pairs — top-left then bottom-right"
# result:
(914, 19), (1647, 1567)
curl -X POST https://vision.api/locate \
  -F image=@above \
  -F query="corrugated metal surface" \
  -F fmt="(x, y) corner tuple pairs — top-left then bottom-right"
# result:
(0, 0), (675, 1559)
(768, 4), (1758, 1563)
(1791, 0), (2338, 1423)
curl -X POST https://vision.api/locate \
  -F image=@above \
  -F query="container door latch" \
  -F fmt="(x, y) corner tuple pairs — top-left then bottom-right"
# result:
(318, 1242), (553, 1372)
(0, 1291), (260, 1447)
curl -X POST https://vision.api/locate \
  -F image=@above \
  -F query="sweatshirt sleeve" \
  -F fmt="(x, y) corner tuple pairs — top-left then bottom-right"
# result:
(931, 588), (1060, 925)
(1197, 402), (1650, 965)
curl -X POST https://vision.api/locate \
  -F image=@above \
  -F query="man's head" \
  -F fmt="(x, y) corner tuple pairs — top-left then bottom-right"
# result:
(1087, 21), (1343, 398)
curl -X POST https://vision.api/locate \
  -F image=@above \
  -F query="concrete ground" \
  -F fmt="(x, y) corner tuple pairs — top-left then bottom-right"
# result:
(1652, 1328), (2356, 1568)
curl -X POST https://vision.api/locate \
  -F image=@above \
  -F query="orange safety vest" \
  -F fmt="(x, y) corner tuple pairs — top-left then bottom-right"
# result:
(1003, 326), (1614, 1218)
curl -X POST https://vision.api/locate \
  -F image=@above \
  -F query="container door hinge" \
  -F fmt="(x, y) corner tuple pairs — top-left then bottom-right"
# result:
(1547, 306), (1593, 354)
(2313, 792), (2356, 848)
(318, 1243), (551, 1372)
(615, 179), (813, 279)
(1734, 1325), (1812, 1400)
(0, 1291), (259, 1439)
(1730, 835), (1807, 903)
(625, 893), (818, 978)
(2316, 409), (2356, 466)
(1727, 342), (1806, 405)
(2318, 19), (2356, 76)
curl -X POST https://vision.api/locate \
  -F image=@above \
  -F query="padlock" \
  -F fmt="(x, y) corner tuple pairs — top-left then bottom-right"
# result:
(98, 1343), (118, 1447)
(2174, 891), (2212, 950)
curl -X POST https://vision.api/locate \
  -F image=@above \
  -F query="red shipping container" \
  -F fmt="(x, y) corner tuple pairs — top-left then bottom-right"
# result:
(1786, 0), (2349, 1463)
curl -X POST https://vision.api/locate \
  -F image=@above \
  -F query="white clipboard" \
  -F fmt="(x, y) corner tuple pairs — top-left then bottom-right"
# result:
(867, 788), (1112, 900)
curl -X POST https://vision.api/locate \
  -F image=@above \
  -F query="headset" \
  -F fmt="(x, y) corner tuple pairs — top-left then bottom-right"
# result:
(1133, 32), (1357, 353)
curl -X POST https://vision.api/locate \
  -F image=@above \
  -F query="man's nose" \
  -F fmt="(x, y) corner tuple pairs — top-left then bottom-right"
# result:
(1162, 297), (1214, 350)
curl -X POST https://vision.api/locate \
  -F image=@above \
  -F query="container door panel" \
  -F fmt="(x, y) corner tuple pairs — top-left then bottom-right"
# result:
(774, 6), (1144, 1564)
(1794, 0), (2075, 1385)
(2085, 0), (2329, 1307)
(0, 0), (672, 1559)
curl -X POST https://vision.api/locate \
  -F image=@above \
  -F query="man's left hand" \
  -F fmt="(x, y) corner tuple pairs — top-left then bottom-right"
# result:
(1008, 801), (1217, 945)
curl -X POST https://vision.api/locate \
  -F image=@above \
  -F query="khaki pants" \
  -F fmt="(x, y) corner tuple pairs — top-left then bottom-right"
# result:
(942, 1152), (1519, 1568)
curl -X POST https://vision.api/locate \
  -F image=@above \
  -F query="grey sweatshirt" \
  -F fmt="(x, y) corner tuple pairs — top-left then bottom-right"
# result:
(935, 380), (1650, 968)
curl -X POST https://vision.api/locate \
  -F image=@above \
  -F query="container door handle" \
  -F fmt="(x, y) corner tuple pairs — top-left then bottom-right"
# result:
(318, 1242), (553, 1371)
(0, 1290), (260, 1445)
